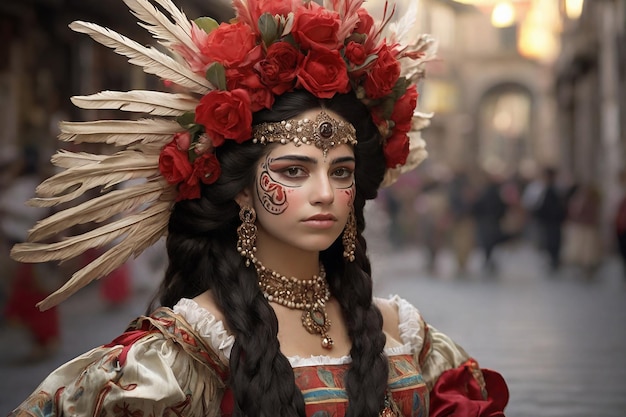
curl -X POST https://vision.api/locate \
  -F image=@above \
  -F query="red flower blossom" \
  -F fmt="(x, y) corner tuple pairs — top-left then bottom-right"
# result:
(193, 152), (221, 185)
(255, 42), (301, 95)
(195, 89), (253, 146)
(159, 140), (193, 185)
(391, 85), (418, 134)
(345, 41), (367, 66)
(199, 22), (262, 68)
(297, 48), (350, 99)
(383, 132), (410, 168)
(364, 44), (401, 99)
(292, 6), (341, 51)
(355, 8), (375, 35)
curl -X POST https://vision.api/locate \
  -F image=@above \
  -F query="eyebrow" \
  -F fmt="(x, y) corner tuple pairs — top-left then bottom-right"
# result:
(270, 155), (356, 164)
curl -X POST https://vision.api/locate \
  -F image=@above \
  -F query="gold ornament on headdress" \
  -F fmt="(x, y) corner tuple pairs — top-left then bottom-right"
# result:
(252, 111), (357, 157)
(9, 0), (437, 310)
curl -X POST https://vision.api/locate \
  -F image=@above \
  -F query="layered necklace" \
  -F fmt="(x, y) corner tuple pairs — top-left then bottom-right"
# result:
(254, 259), (333, 349)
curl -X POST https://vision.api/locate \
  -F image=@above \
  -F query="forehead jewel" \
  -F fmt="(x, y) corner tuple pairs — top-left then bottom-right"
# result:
(252, 110), (357, 156)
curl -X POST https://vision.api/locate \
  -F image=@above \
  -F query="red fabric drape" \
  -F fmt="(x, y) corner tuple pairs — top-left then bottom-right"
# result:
(430, 360), (509, 417)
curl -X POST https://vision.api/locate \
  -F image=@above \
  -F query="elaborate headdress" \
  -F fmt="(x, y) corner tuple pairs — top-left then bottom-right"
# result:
(11, 0), (436, 310)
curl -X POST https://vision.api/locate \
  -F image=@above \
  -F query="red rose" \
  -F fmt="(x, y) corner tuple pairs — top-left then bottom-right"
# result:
(391, 85), (418, 133)
(195, 89), (253, 146)
(159, 140), (193, 185)
(200, 22), (262, 68)
(193, 153), (221, 185)
(364, 44), (401, 99)
(178, 175), (201, 201)
(226, 68), (274, 111)
(355, 8), (375, 35)
(383, 132), (410, 168)
(345, 41), (367, 66)
(252, 0), (299, 21)
(297, 49), (350, 99)
(292, 6), (341, 51)
(255, 42), (301, 95)
(174, 131), (191, 151)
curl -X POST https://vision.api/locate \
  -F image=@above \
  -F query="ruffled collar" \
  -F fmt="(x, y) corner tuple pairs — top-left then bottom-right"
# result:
(173, 295), (421, 368)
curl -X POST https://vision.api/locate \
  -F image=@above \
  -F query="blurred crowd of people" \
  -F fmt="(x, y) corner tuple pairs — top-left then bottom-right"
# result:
(377, 162), (626, 280)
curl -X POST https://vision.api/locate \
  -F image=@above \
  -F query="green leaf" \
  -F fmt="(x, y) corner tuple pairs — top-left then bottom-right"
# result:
(391, 77), (410, 100)
(176, 112), (196, 129)
(206, 63), (227, 91)
(347, 54), (378, 72)
(194, 17), (219, 34)
(380, 97), (396, 120)
(258, 13), (279, 47)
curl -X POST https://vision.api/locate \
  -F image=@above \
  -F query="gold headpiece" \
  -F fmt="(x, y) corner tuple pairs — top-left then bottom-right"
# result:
(10, 0), (437, 310)
(252, 111), (357, 156)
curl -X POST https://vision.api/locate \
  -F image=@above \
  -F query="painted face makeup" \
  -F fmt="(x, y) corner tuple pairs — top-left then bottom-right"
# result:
(251, 110), (356, 257)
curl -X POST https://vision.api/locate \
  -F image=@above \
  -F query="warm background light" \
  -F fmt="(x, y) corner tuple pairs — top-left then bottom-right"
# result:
(491, 1), (516, 27)
(565, 0), (584, 19)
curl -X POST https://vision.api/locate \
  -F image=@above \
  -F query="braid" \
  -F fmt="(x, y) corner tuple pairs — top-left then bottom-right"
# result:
(213, 264), (306, 417)
(324, 195), (388, 417)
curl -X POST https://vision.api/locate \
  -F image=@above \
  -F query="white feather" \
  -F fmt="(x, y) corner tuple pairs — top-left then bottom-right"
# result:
(49, 150), (108, 168)
(34, 150), (161, 203)
(13, 201), (172, 310)
(27, 179), (169, 241)
(70, 90), (198, 116)
(59, 119), (180, 146)
(123, 0), (199, 53)
(70, 21), (212, 94)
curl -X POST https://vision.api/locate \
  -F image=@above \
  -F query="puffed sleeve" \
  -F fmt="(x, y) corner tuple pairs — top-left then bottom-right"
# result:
(392, 296), (509, 416)
(9, 308), (228, 417)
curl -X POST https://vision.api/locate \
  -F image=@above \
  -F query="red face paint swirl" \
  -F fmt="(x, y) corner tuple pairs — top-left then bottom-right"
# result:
(258, 170), (288, 214)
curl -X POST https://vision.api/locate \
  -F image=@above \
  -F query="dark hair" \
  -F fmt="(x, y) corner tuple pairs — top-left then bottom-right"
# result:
(151, 90), (388, 417)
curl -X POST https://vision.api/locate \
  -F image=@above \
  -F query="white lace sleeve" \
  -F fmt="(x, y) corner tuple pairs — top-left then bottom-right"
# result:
(174, 298), (235, 361)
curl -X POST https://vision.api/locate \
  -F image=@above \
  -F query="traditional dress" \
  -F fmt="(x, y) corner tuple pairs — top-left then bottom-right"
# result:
(9, 296), (508, 417)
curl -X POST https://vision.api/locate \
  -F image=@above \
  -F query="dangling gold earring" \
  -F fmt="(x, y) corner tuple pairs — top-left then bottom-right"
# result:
(237, 206), (257, 266)
(342, 207), (356, 262)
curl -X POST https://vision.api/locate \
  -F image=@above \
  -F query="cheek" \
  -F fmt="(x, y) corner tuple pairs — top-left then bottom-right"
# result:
(282, 189), (306, 213)
(339, 188), (355, 207)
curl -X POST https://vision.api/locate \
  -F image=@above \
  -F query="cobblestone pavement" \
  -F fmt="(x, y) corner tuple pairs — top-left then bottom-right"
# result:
(1, 241), (625, 416)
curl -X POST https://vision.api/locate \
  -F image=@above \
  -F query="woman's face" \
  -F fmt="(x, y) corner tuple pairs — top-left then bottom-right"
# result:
(250, 109), (356, 257)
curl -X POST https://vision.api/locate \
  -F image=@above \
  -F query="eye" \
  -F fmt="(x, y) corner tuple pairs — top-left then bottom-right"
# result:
(332, 167), (354, 179)
(282, 166), (307, 178)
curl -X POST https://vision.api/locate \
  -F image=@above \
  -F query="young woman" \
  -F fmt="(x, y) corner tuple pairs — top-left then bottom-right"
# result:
(9, 1), (509, 416)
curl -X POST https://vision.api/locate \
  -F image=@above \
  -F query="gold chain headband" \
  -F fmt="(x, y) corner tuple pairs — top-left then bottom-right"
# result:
(252, 111), (357, 156)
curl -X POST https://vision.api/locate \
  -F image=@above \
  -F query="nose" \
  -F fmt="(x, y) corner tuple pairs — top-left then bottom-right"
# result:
(311, 173), (335, 205)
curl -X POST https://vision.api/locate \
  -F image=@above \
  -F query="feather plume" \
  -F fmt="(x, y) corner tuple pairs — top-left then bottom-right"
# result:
(49, 150), (108, 169)
(387, 1), (417, 44)
(70, 90), (198, 116)
(59, 119), (180, 146)
(123, 0), (198, 53)
(33, 150), (161, 204)
(13, 201), (172, 310)
(232, 0), (257, 29)
(69, 21), (212, 94)
(151, 0), (195, 35)
(27, 179), (169, 241)
(325, 0), (365, 41)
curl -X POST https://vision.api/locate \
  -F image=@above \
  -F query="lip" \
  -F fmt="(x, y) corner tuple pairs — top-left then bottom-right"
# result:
(304, 214), (337, 221)
(302, 214), (337, 229)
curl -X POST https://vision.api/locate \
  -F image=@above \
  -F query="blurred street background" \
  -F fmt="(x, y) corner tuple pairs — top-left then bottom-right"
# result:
(1, 0), (625, 416)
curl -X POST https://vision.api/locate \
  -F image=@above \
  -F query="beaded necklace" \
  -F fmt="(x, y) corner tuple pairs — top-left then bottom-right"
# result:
(254, 259), (333, 349)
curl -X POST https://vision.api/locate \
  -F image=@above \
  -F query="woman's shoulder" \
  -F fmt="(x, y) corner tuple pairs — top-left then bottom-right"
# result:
(374, 295), (425, 351)
(9, 307), (228, 417)
(174, 293), (235, 361)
